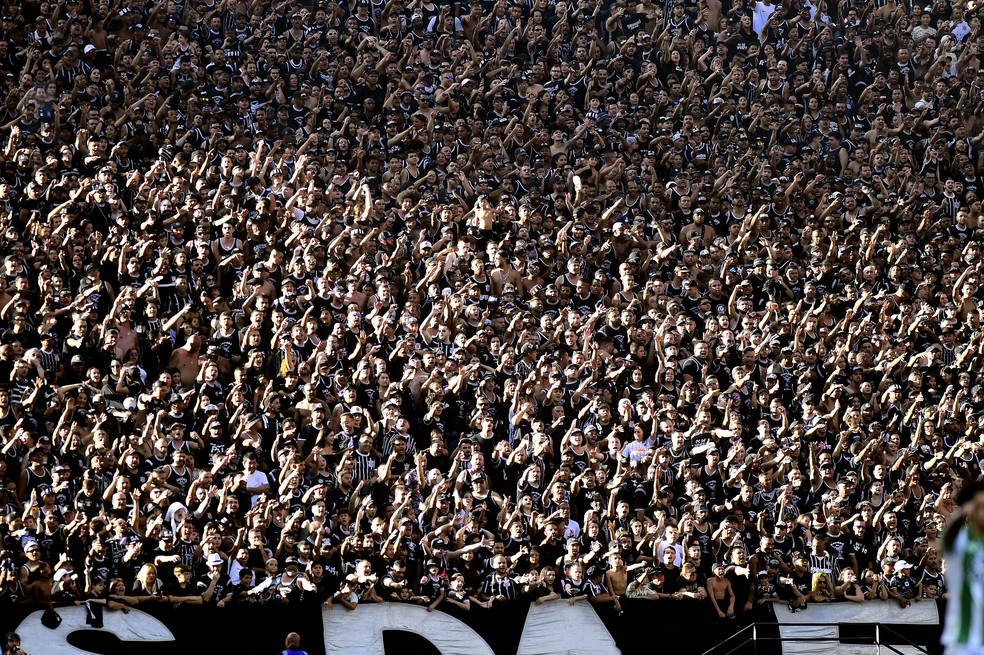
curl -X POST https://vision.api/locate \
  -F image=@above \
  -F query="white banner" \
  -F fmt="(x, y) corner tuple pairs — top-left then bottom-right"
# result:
(15, 607), (175, 655)
(321, 602), (621, 655)
(775, 600), (940, 626)
(775, 600), (938, 655)
(517, 601), (621, 655)
(322, 603), (495, 655)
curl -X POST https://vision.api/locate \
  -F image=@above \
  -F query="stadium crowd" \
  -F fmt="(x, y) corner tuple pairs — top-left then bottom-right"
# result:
(0, 0), (981, 629)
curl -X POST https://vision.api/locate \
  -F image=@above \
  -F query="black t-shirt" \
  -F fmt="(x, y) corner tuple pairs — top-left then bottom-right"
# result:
(824, 531), (850, 565)
(727, 569), (753, 609)
(167, 580), (199, 597)
(890, 573), (919, 599)
(75, 489), (103, 519)
(197, 573), (230, 604)
(153, 545), (179, 583)
(783, 568), (812, 599)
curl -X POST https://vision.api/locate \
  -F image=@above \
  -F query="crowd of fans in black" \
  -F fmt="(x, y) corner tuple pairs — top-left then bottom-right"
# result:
(0, 0), (981, 635)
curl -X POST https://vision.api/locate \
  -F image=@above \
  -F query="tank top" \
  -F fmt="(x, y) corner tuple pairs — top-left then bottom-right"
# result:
(24, 467), (54, 497)
(214, 236), (242, 258)
(471, 491), (498, 518)
(563, 576), (589, 597)
(471, 275), (493, 301)
(165, 465), (191, 493)
(402, 166), (422, 188)
(275, 574), (303, 602)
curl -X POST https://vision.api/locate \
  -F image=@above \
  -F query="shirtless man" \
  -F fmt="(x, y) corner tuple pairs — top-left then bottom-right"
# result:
(873, 0), (905, 25)
(605, 551), (642, 604)
(169, 335), (202, 388)
(472, 196), (495, 233)
(108, 297), (139, 360)
(703, 0), (722, 34)
(488, 250), (522, 296)
(707, 562), (736, 619)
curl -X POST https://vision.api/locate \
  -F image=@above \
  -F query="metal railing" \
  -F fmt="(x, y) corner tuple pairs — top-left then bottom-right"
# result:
(699, 622), (934, 655)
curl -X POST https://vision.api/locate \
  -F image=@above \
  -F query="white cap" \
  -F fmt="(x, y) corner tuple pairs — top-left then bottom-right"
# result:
(894, 560), (913, 574)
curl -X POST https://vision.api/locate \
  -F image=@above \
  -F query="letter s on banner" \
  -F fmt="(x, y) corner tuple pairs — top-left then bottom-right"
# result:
(323, 604), (496, 655)
(15, 606), (176, 655)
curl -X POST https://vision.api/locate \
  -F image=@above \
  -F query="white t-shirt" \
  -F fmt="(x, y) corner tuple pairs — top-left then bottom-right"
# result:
(246, 469), (270, 507)
(752, 1), (776, 37)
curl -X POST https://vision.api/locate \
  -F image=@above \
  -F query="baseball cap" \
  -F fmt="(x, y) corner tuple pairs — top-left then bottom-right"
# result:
(894, 560), (914, 573)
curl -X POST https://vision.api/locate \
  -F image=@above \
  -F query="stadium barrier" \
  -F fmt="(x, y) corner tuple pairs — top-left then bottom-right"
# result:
(2, 598), (943, 655)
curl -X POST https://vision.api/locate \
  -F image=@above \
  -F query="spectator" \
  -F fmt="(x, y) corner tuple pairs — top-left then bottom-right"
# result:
(2, 632), (27, 655)
(280, 632), (308, 655)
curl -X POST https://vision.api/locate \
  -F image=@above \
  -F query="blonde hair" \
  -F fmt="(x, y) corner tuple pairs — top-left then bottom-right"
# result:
(136, 563), (159, 591)
(811, 572), (833, 599)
